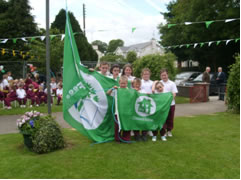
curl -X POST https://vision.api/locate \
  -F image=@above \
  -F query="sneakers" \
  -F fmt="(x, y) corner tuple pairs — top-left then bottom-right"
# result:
(30, 105), (33, 108)
(7, 106), (12, 109)
(167, 131), (173, 137)
(152, 136), (157, 142)
(161, 136), (167, 141)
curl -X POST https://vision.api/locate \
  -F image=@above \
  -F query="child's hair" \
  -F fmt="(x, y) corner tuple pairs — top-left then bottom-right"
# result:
(100, 61), (109, 67)
(10, 84), (16, 91)
(110, 64), (120, 74)
(19, 83), (24, 88)
(132, 78), (141, 85)
(160, 68), (168, 74)
(51, 77), (56, 81)
(141, 68), (151, 76)
(119, 75), (128, 83)
(29, 84), (34, 89)
(155, 81), (164, 89)
(3, 74), (8, 79)
(58, 83), (63, 88)
(121, 64), (133, 76)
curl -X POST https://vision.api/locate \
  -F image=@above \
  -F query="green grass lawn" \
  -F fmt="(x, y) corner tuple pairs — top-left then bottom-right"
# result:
(0, 112), (239, 179)
(0, 96), (190, 116)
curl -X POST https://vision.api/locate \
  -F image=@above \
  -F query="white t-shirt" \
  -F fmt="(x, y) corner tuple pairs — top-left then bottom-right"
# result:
(7, 76), (13, 81)
(57, 88), (63, 96)
(16, 89), (26, 99)
(2, 79), (9, 88)
(161, 79), (178, 106)
(50, 82), (57, 89)
(141, 79), (153, 94)
(127, 75), (135, 81)
(0, 82), (3, 91)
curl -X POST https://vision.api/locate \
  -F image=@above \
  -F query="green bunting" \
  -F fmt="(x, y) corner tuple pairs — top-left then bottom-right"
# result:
(50, 35), (57, 40)
(200, 43), (205, 47)
(168, 24), (177, 28)
(31, 37), (36, 42)
(186, 44), (190, 48)
(216, 41), (221, 45)
(131, 27), (136, 33)
(13, 38), (17, 43)
(205, 21), (214, 28)
(235, 38), (240, 43)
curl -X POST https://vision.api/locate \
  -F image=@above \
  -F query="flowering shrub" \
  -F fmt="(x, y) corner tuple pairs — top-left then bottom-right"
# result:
(17, 111), (43, 135)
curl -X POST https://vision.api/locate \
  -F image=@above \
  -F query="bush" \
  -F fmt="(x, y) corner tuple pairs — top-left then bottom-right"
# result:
(226, 54), (240, 113)
(133, 53), (177, 81)
(32, 116), (65, 154)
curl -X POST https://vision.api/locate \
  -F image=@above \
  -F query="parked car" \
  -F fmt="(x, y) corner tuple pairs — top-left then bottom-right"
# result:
(175, 71), (201, 86)
(184, 73), (218, 95)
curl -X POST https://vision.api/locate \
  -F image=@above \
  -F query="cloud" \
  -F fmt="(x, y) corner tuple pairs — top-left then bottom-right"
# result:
(29, 0), (169, 46)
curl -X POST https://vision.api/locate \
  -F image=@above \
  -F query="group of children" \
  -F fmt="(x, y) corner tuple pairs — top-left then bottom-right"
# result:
(0, 72), (63, 109)
(96, 61), (178, 142)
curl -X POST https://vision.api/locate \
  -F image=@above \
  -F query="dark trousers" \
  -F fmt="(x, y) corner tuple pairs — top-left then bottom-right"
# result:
(28, 97), (40, 105)
(39, 96), (47, 104)
(114, 115), (131, 142)
(4, 98), (16, 107)
(17, 98), (27, 105)
(57, 96), (62, 105)
(134, 130), (147, 136)
(153, 105), (175, 136)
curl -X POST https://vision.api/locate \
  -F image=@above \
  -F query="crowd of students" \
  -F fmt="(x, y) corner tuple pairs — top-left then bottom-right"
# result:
(97, 61), (178, 142)
(0, 72), (63, 109)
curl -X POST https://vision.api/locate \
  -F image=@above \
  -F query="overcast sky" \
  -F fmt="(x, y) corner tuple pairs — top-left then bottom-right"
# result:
(29, 0), (172, 46)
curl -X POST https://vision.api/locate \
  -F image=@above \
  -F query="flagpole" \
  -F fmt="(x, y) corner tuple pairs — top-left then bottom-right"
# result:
(46, 0), (52, 115)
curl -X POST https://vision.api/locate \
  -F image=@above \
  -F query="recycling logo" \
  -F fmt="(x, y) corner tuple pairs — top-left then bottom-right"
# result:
(135, 96), (156, 117)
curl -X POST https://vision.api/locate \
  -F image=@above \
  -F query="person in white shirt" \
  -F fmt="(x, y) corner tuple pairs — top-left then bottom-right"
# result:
(121, 64), (135, 88)
(50, 78), (57, 96)
(152, 68), (178, 140)
(56, 84), (63, 105)
(2, 74), (9, 89)
(7, 71), (13, 81)
(141, 68), (153, 94)
(16, 84), (27, 108)
(109, 64), (120, 81)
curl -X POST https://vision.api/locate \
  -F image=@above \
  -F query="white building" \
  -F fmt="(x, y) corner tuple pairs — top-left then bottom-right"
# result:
(114, 38), (164, 58)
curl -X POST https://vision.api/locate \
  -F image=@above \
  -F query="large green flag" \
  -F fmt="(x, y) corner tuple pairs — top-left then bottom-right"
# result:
(63, 12), (118, 142)
(116, 88), (173, 131)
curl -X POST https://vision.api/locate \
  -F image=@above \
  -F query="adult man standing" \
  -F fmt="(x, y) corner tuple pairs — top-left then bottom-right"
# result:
(216, 67), (226, 100)
(202, 66), (211, 83)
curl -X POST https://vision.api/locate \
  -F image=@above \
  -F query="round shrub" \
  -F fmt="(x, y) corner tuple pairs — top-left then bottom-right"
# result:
(133, 52), (177, 81)
(227, 54), (240, 113)
(32, 116), (65, 154)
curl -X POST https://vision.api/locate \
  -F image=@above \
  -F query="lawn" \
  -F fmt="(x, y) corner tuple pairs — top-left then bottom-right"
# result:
(0, 112), (239, 179)
(0, 96), (190, 116)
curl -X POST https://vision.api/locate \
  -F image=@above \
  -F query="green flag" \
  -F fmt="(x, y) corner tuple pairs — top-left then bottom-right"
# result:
(168, 24), (176, 28)
(131, 27), (136, 33)
(63, 12), (118, 142)
(205, 21), (214, 28)
(116, 88), (173, 131)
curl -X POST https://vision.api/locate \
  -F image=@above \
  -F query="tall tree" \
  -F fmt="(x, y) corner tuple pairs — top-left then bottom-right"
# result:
(107, 39), (124, 53)
(91, 40), (108, 53)
(51, 9), (98, 62)
(158, 0), (240, 72)
(0, 0), (39, 77)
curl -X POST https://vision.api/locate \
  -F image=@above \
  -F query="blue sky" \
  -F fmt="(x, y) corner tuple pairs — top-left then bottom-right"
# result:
(29, 0), (172, 46)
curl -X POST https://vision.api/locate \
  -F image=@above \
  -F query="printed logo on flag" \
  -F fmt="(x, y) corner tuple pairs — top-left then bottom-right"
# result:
(135, 96), (156, 117)
(68, 71), (108, 130)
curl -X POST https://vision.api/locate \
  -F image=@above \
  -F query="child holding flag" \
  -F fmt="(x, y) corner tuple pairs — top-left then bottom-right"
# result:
(152, 81), (165, 141)
(107, 75), (131, 142)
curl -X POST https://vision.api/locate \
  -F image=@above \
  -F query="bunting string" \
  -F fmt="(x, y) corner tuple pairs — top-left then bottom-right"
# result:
(0, 47), (39, 60)
(167, 18), (240, 29)
(164, 38), (240, 49)
(0, 32), (82, 44)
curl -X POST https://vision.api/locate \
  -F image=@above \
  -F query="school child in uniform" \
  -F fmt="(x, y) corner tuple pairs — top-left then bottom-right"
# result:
(89, 61), (110, 76)
(50, 77), (57, 96)
(16, 83), (27, 108)
(132, 78), (146, 141)
(27, 84), (40, 107)
(121, 64), (135, 81)
(152, 81), (165, 141)
(109, 64), (120, 81)
(56, 84), (63, 105)
(0, 79), (4, 101)
(4, 85), (17, 109)
(107, 75), (131, 142)
(24, 73), (33, 90)
(38, 86), (47, 105)
(152, 68), (178, 140)
(140, 68), (154, 138)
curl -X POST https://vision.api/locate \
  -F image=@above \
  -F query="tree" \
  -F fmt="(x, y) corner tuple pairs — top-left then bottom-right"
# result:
(125, 51), (137, 63)
(100, 54), (124, 62)
(0, 0), (39, 77)
(28, 28), (64, 76)
(51, 9), (98, 62)
(133, 53), (177, 81)
(91, 40), (108, 54)
(107, 39), (124, 53)
(158, 0), (240, 73)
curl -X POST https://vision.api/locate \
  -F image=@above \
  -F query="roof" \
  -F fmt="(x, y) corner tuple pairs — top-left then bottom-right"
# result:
(117, 40), (160, 53)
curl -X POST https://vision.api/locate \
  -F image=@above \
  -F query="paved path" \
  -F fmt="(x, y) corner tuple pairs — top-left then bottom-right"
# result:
(0, 96), (226, 135)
